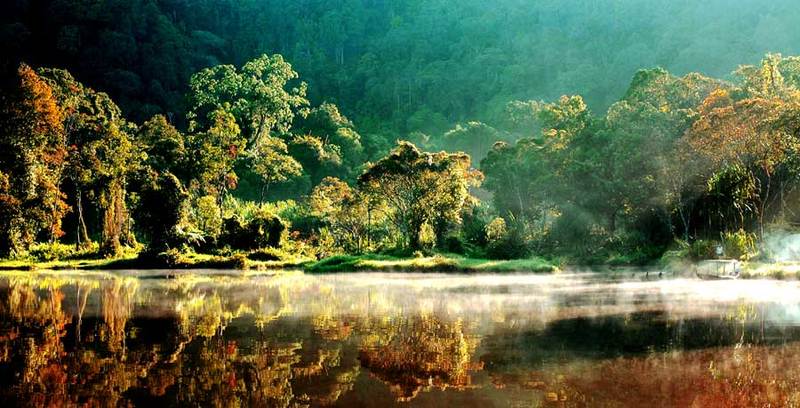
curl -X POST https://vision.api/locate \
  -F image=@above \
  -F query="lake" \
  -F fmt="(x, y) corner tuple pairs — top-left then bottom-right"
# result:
(1, 270), (800, 407)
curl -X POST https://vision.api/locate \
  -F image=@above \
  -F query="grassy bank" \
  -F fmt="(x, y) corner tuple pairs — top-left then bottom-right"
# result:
(0, 252), (309, 272)
(739, 262), (800, 280)
(304, 254), (558, 273)
(0, 252), (559, 274)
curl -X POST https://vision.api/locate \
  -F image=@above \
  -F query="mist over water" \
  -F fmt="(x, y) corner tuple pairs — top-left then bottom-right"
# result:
(763, 231), (800, 262)
(2, 270), (800, 406)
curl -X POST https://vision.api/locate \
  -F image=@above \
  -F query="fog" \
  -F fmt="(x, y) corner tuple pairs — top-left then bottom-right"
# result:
(12, 270), (800, 328)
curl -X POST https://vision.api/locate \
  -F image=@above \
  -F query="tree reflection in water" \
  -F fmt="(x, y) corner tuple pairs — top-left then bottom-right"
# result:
(0, 272), (800, 406)
(359, 314), (481, 401)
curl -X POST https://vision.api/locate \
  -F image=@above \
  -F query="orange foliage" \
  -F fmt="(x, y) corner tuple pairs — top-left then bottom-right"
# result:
(688, 95), (791, 172)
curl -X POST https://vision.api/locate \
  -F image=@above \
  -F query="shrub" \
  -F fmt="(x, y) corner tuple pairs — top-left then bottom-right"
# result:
(136, 172), (189, 253)
(155, 248), (183, 268)
(219, 213), (285, 250)
(487, 236), (530, 259)
(248, 247), (286, 261)
(486, 217), (530, 260)
(419, 223), (435, 249)
(722, 229), (756, 260)
(248, 213), (285, 248)
(548, 208), (594, 253)
(485, 217), (507, 242)
(29, 242), (100, 261)
(688, 239), (718, 261)
(192, 195), (222, 237)
(659, 240), (691, 267)
(461, 205), (489, 246)
(305, 254), (373, 273)
(229, 253), (249, 270)
(441, 235), (466, 254)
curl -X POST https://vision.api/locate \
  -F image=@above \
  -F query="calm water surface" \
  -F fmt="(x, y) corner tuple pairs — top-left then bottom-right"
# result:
(2, 270), (800, 407)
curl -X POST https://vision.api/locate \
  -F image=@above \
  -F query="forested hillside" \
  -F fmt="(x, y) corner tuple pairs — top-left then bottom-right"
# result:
(5, 0), (800, 136)
(3, 0), (800, 268)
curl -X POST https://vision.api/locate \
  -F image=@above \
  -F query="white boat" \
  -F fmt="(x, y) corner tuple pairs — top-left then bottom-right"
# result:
(694, 259), (741, 280)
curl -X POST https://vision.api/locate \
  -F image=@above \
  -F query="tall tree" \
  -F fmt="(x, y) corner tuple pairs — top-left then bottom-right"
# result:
(137, 114), (187, 178)
(39, 68), (140, 255)
(189, 109), (245, 206)
(358, 142), (480, 249)
(294, 102), (363, 175)
(0, 64), (67, 256)
(250, 136), (302, 203)
(187, 54), (309, 147)
(687, 90), (799, 236)
(309, 177), (373, 252)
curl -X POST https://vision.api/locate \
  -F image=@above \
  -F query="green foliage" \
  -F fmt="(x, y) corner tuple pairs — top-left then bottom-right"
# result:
(0, 65), (67, 256)
(153, 248), (184, 268)
(441, 236), (467, 255)
(309, 177), (376, 253)
(247, 247), (289, 262)
(305, 253), (557, 273)
(485, 217), (508, 243)
(440, 121), (504, 162)
(229, 253), (249, 270)
(305, 254), (394, 273)
(8, 0), (800, 137)
(135, 172), (189, 253)
(358, 141), (480, 250)
(294, 102), (364, 176)
(28, 242), (99, 262)
(191, 195), (223, 237)
(138, 115), (187, 176)
(688, 240), (719, 261)
(460, 205), (489, 248)
(38, 66), (140, 256)
(722, 229), (757, 261)
(187, 54), (308, 146)
(189, 109), (245, 198)
(249, 136), (302, 202)
(485, 218), (530, 260)
(8, 1), (800, 268)
(219, 214), (285, 251)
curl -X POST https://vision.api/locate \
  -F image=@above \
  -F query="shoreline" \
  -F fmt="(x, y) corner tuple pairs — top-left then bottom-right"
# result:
(0, 253), (558, 274)
(2, 254), (799, 280)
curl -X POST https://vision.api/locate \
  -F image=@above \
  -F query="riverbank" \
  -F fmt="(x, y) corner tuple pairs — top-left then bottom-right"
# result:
(11, 248), (800, 278)
(740, 262), (800, 280)
(0, 252), (559, 273)
(304, 254), (558, 273)
(6, 253), (800, 279)
(0, 252), (308, 272)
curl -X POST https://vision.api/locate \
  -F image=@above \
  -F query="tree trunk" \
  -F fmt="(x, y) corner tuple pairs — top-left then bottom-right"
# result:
(100, 182), (125, 257)
(259, 178), (270, 204)
(76, 187), (90, 249)
(408, 220), (423, 250)
(609, 208), (618, 234)
(366, 207), (372, 249)
(758, 168), (771, 239)
(678, 205), (690, 242)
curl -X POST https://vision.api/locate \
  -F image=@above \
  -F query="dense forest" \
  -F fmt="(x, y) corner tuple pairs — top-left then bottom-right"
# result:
(3, 0), (800, 267)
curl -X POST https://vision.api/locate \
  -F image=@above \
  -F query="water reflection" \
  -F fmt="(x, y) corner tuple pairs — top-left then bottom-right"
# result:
(2, 271), (800, 406)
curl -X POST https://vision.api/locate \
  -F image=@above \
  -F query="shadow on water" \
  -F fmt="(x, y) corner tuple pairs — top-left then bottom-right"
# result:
(2, 271), (800, 406)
